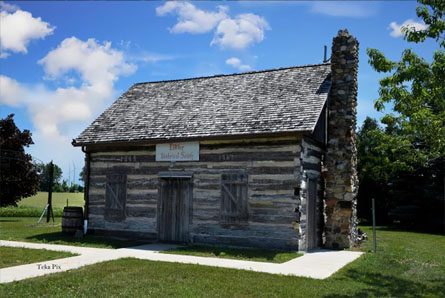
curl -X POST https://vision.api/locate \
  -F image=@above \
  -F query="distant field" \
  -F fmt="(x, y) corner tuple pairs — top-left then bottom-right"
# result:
(0, 192), (84, 217)
(18, 192), (84, 209)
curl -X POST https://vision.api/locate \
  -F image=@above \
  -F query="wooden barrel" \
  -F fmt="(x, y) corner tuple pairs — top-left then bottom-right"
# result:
(62, 206), (83, 234)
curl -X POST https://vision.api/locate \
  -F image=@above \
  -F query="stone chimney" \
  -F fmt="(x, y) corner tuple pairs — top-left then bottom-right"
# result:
(324, 29), (359, 249)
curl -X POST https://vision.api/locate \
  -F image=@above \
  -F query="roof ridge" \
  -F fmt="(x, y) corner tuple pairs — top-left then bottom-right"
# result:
(133, 63), (331, 86)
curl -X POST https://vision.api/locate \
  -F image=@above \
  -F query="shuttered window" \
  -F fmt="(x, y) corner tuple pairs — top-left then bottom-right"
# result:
(105, 173), (127, 221)
(220, 172), (248, 223)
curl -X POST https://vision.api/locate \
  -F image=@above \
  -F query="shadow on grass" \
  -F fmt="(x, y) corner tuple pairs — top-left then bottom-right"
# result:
(166, 245), (298, 263)
(0, 219), (20, 223)
(26, 232), (148, 249)
(325, 269), (445, 298)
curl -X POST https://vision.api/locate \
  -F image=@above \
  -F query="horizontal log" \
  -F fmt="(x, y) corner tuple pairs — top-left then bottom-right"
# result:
(248, 201), (297, 210)
(251, 161), (295, 167)
(90, 228), (157, 240)
(250, 189), (294, 196)
(193, 189), (220, 199)
(192, 210), (220, 222)
(88, 206), (104, 216)
(249, 194), (298, 202)
(89, 187), (105, 195)
(126, 193), (158, 201)
(199, 151), (297, 162)
(249, 214), (298, 225)
(248, 167), (295, 175)
(127, 174), (158, 180)
(89, 194), (105, 203)
(200, 136), (300, 146)
(199, 144), (301, 154)
(126, 206), (157, 218)
(127, 188), (157, 195)
(92, 155), (155, 163)
(249, 174), (296, 181)
(126, 179), (158, 190)
(249, 182), (298, 191)
(90, 166), (170, 175)
(191, 234), (298, 250)
(193, 183), (220, 190)
(192, 223), (297, 238)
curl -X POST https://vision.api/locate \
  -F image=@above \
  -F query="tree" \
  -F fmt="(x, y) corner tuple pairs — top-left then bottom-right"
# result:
(0, 114), (40, 207)
(38, 162), (63, 192)
(367, 0), (444, 171)
(365, 0), (444, 229)
(357, 117), (397, 223)
(79, 165), (85, 183)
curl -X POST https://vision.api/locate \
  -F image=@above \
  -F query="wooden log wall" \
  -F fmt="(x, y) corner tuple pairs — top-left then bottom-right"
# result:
(86, 136), (304, 250)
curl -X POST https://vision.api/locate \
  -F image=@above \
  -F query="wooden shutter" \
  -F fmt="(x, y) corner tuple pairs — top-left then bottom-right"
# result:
(220, 172), (248, 223)
(105, 174), (127, 221)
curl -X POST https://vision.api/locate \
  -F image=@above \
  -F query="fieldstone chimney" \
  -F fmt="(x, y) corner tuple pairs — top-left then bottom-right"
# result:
(324, 29), (359, 249)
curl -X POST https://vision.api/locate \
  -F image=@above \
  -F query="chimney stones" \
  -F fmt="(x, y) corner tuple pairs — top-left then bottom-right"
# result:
(324, 29), (359, 249)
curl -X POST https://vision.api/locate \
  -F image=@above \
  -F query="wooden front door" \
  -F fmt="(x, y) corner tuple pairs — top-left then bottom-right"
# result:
(307, 178), (318, 250)
(158, 178), (192, 242)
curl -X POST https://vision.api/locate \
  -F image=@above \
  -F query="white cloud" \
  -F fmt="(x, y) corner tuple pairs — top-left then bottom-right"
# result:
(156, 2), (227, 34)
(212, 13), (270, 49)
(310, 2), (377, 18)
(0, 1), (19, 12)
(0, 8), (54, 57)
(389, 19), (428, 38)
(156, 2), (269, 49)
(226, 57), (251, 72)
(133, 52), (174, 64)
(1, 37), (136, 144)
(39, 37), (136, 88)
(0, 75), (23, 106)
(27, 37), (136, 139)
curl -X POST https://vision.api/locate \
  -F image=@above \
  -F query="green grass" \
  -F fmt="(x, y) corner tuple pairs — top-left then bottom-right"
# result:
(0, 226), (444, 297)
(0, 217), (146, 249)
(17, 192), (84, 209)
(0, 246), (77, 269)
(162, 245), (301, 263)
(0, 192), (84, 217)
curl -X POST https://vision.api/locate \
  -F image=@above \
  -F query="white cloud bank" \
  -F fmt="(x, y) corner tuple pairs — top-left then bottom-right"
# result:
(156, 2), (269, 49)
(156, 2), (227, 34)
(1, 37), (136, 142)
(212, 13), (269, 50)
(0, 5), (55, 58)
(225, 57), (251, 72)
(0, 75), (23, 106)
(33, 37), (136, 140)
(389, 19), (428, 38)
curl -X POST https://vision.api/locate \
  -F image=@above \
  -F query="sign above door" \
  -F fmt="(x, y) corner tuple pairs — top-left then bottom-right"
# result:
(156, 141), (199, 161)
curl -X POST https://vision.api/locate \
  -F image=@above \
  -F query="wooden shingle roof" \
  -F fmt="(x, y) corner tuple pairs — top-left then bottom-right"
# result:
(73, 63), (331, 146)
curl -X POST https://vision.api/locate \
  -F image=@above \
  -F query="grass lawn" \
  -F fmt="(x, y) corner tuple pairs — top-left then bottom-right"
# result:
(0, 247), (77, 269)
(162, 245), (302, 263)
(0, 217), (146, 249)
(17, 192), (84, 209)
(0, 226), (444, 297)
(0, 192), (84, 217)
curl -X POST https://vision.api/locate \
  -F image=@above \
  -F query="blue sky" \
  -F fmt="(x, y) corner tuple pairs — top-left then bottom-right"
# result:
(0, 1), (439, 184)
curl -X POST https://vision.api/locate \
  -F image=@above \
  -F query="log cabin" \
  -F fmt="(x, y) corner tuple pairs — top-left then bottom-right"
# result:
(72, 30), (359, 251)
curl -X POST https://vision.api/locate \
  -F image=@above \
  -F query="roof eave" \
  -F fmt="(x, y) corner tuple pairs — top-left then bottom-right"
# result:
(72, 129), (313, 148)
